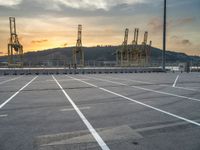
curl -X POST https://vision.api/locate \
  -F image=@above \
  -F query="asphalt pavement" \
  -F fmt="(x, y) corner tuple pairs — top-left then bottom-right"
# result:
(0, 72), (200, 150)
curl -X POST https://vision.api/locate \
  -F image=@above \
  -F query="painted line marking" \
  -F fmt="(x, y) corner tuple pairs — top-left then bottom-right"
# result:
(0, 114), (8, 117)
(135, 119), (200, 132)
(66, 75), (200, 127)
(104, 77), (152, 85)
(174, 86), (197, 91)
(173, 75), (180, 87)
(52, 75), (110, 150)
(46, 79), (89, 82)
(0, 76), (22, 85)
(88, 76), (200, 102)
(159, 84), (197, 91)
(60, 106), (90, 112)
(131, 85), (200, 102)
(0, 76), (38, 109)
(100, 76), (197, 91)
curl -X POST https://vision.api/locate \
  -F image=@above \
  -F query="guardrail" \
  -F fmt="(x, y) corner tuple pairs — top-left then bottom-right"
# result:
(0, 67), (164, 75)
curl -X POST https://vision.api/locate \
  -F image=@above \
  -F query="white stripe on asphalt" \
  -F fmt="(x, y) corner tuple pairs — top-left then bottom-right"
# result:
(46, 79), (89, 82)
(0, 76), (38, 109)
(60, 106), (91, 112)
(66, 75), (200, 127)
(173, 75), (179, 87)
(160, 84), (197, 91)
(52, 75), (110, 150)
(173, 86), (197, 91)
(0, 76), (22, 85)
(0, 114), (8, 117)
(100, 76), (198, 91)
(88, 76), (200, 103)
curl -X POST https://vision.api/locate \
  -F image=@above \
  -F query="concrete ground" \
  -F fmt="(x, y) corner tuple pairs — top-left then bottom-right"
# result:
(0, 72), (200, 150)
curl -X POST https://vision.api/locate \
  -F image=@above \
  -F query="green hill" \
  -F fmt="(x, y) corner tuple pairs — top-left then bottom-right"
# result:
(0, 46), (199, 66)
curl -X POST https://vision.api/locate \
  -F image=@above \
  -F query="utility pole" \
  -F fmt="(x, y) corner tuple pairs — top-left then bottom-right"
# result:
(162, 0), (166, 70)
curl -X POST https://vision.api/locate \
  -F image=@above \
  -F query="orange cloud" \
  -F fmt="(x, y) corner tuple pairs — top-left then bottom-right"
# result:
(31, 39), (48, 44)
(148, 17), (195, 33)
(170, 36), (192, 46)
(181, 39), (192, 46)
(176, 17), (195, 25)
(148, 17), (162, 33)
(63, 43), (68, 47)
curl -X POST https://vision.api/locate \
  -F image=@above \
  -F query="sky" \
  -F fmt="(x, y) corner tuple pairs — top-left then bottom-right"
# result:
(0, 0), (200, 56)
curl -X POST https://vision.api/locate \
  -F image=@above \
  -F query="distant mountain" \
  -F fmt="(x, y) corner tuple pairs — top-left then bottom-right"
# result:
(0, 46), (200, 66)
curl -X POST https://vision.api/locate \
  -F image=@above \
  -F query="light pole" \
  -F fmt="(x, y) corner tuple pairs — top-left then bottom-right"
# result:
(162, 0), (166, 70)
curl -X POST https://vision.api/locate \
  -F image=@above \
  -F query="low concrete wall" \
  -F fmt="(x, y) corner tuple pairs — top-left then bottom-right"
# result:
(0, 67), (164, 75)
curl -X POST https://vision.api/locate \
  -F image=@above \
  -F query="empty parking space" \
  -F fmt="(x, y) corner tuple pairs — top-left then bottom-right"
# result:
(0, 73), (199, 150)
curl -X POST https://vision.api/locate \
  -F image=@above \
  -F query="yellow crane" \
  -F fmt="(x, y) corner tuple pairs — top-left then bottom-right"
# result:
(72, 24), (84, 68)
(8, 17), (23, 67)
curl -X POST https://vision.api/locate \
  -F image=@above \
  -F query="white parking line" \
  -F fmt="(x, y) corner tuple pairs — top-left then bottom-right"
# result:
(52, 75), (110, 150)
(66, 75), (200, 127)
(46, 79), (89, 82)
(60, 106), (91, 112)
(87, 76), (200, 102)
(173, 75), (179, 87)
(0, 76), (22, 85)
(99, 76), (197, 91)
(173, 86), (197, 91)
(0, 76), (38, 109)
(0, 114), (8, 117)
(158, 84), (198, 91)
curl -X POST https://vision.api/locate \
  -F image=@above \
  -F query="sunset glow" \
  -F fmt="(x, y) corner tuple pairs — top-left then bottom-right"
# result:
(0, 0), (199, 56)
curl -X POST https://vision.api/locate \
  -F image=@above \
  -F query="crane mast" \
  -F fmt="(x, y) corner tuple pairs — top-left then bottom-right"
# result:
(72, 24), (84, 68)
(8, 17), (23, 67)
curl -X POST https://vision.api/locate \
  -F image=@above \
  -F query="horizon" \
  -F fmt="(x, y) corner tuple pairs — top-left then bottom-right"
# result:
(1, 45), (199, 58)
(0, 0), (200, 56)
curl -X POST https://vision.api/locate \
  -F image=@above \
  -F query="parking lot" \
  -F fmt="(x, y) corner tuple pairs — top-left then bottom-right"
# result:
(0, 73), (200, 150)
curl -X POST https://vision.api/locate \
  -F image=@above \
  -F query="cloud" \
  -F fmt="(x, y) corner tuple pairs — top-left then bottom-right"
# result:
(171, 35), (179, 40)
(0, 0), (148, 12)
(0, 0), (199, 56)
(31, 39), (48, 44)
(173, 17), (195, 28)
(63, 43), (68, 47)
(50, 0), (147, 11)
(170, 36), (192, 46)
(147, 17), (162, 33)
(0, 0), (22, 6)
(0, 0), (165, 19)
(181, 39), (192, 46)
(148, 17), (195, 33)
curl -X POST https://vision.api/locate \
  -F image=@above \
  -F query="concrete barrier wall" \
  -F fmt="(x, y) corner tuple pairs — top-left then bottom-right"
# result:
(0, 68), (164, 75)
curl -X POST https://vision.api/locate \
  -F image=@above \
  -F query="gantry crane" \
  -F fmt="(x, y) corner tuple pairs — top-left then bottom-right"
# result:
(147, 40), (152, 64)
(116, 28), (129, 66)
(8, 17), (23, 67)
(141, 31), (151, 65)
(139, 31), (148, 64)
(117, 28), (152, 67)
(129, 28), (139, 65)
(72, 24), (84, 68)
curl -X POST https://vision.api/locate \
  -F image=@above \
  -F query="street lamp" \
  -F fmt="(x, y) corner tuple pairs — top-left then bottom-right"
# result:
(162, 0), (166, 70)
